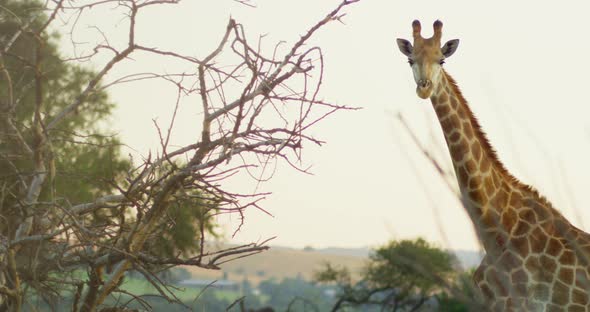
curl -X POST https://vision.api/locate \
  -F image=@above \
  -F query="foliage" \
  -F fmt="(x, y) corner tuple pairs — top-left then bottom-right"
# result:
(365, 238), (456, 293)
(0, 0), (129, 204)
(315, 238), (472, 312)
(146, 187), (220, 258)
(257, 277), (329, 311)
(437, 293), (470, 312)
(0, 0), (129, 235)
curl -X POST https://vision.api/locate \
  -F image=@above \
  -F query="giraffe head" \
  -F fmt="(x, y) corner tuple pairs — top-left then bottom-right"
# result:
(397, 20), (460, 99)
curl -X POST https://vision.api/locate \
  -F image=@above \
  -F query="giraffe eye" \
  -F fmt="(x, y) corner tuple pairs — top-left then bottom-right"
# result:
(439, 59), (446, 65)
(408, 59), (414, 66)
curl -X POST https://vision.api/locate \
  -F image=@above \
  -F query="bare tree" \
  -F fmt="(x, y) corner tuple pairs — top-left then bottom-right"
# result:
(0, 0), (360, 310)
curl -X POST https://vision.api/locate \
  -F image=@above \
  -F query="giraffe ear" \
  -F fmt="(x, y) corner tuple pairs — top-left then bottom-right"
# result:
(396, 39), (413, 57)
(441, 39), (460, 58)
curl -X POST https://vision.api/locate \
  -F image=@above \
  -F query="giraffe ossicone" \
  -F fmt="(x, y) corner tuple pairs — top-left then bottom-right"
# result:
(397, 20), (590, 311)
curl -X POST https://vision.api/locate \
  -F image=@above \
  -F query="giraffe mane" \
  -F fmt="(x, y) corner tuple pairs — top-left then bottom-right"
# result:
(442, 69), (553, 206)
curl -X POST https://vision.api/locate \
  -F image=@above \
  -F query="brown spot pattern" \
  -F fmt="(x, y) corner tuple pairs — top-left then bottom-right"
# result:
(572, 288), (588, 305)
(552, 281), (570, 306)
(405, 37), (590, 308)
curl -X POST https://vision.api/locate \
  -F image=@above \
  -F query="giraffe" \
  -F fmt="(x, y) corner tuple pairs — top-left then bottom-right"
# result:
(396, 20), (590, 311)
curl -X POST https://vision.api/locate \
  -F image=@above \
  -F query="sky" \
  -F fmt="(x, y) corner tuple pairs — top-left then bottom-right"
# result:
(55, 0), (590, 252)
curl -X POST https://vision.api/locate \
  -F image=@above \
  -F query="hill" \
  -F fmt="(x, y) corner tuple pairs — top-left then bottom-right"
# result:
(184, 244), (366, 286)
(182, 244), (483, 286)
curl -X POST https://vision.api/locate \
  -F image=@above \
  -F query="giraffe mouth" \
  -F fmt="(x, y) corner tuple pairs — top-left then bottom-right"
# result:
(416, 86), (433, 99)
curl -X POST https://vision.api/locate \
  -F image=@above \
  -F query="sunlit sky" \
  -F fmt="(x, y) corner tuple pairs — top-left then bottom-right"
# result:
(56, 0), (590, 251)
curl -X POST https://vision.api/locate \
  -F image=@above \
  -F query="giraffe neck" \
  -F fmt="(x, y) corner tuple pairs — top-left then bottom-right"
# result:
(430, 70), (515, 251)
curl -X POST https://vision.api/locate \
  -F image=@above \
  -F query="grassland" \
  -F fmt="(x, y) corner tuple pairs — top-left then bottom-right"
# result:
(184, 244), (366, 285)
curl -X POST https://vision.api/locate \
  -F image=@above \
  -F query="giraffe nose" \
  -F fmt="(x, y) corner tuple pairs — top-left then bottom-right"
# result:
(418, 79), (431, 89)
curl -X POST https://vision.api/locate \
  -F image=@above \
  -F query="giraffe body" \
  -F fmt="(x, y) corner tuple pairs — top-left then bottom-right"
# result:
(397, 20), (590, 311)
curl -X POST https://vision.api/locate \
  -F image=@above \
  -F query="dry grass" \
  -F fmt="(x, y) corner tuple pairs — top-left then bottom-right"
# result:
(183, 245), (366, 286)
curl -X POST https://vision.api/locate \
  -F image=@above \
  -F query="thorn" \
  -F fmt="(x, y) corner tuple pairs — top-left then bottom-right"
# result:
(333, 13), (348, 25)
